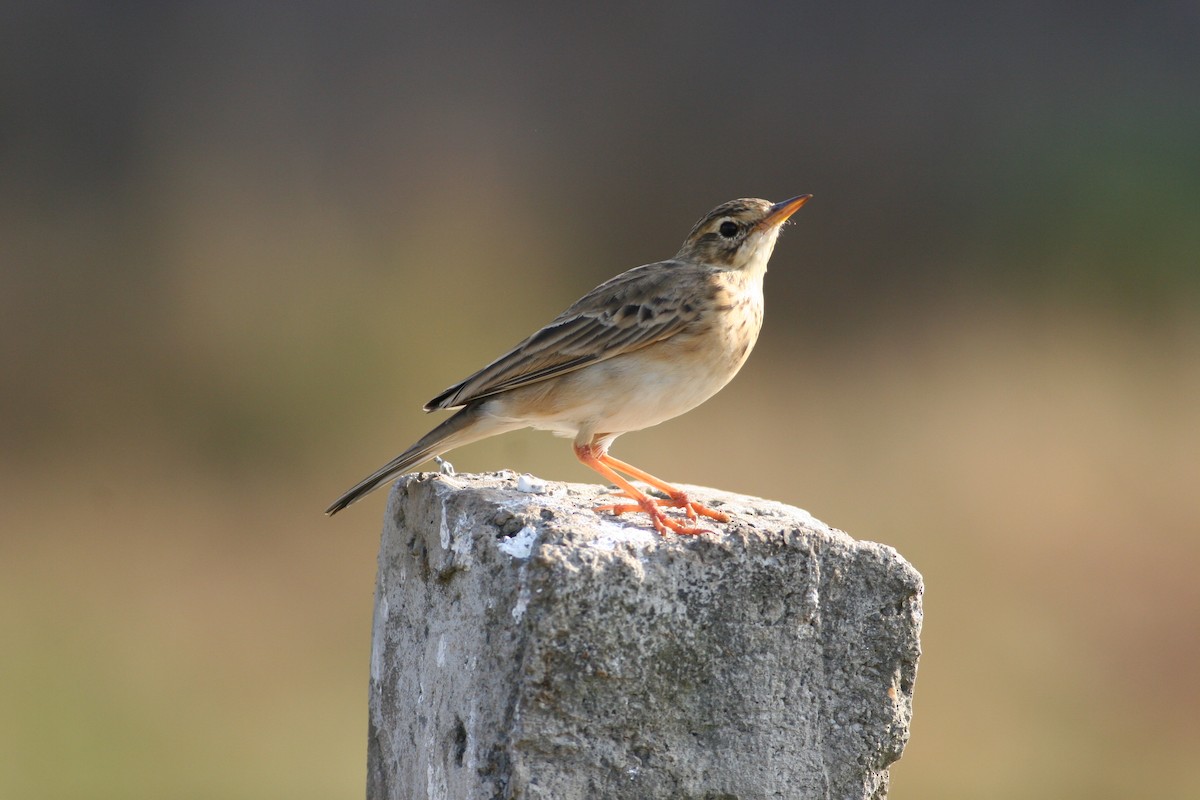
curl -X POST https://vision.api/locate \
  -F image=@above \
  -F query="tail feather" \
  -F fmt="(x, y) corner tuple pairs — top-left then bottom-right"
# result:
(325, 405), (508, 515)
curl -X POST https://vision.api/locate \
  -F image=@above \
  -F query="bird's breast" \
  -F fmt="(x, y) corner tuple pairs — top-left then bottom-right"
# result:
(702, 273), (765, 374)
(488, 273), (765, 438)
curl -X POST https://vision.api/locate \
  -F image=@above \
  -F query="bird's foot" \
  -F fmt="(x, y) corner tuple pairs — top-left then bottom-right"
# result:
(576, 445), (723, 535)
(612, 488), (729, 524)
(593, 496), (711, 536)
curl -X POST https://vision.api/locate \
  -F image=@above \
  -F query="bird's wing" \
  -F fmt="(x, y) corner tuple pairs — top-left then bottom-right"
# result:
(424, 260), (714, 410)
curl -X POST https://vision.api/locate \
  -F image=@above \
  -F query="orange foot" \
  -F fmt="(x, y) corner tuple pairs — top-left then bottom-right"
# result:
(640, 488), (730, 523)
(603, 488), (729, 524)
(574, 443), (729, 536)
(593, 497), (712, 536)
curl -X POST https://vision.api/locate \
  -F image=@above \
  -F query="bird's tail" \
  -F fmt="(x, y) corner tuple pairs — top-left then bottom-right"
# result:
(325, 404), (512, 515)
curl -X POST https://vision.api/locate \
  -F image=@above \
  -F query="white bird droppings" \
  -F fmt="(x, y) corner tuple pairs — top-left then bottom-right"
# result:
(516, 473), (548, 493)
(497, 525), (538, 559)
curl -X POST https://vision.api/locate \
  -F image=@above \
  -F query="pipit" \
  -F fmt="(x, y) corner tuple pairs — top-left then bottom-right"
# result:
(326, 194), (811, 534)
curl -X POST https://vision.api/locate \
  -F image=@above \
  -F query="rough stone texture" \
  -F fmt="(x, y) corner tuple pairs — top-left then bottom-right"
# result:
(367, 471), (923, 800)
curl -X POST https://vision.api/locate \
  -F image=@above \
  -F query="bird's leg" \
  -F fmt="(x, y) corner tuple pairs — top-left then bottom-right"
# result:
(573, 444), (711, 536)
(597, 453), (730, 523)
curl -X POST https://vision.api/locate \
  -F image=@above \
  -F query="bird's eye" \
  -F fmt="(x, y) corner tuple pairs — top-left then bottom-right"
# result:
(718, 220), (739, 238)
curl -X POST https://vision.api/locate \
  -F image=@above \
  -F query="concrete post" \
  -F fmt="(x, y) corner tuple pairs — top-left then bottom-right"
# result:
(367, 472), (922, 800)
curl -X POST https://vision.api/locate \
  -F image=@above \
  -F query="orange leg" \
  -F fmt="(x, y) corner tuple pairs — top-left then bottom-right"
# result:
(600, 453), (730, 523)
(573, 444), (726, 536)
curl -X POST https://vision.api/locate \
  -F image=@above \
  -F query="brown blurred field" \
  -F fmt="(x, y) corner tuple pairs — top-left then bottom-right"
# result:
(3, 5), (1198, 799)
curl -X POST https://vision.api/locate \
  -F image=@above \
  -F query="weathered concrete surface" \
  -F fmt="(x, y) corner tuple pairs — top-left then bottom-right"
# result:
(367, 471), (922, 800)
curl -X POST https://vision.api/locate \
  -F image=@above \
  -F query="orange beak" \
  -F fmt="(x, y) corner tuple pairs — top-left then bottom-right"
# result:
(760, 194), (812, 229)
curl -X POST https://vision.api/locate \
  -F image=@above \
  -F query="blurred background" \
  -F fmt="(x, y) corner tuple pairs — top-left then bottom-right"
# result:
(2, 3), (1197, 797)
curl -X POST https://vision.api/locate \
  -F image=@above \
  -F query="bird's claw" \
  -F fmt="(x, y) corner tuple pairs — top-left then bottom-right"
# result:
(593, 497), (714, 536)
(608, 487), (728, 524)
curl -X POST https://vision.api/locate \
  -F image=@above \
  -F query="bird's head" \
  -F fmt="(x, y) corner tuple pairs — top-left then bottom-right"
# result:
(676, 195), (811, 274)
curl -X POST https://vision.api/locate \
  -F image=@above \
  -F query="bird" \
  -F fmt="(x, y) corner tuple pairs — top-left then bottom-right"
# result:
(326, 194), (811, 534)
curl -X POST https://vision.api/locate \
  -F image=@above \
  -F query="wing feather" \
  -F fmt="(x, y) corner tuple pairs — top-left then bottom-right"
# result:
(424, 260), (714, 410)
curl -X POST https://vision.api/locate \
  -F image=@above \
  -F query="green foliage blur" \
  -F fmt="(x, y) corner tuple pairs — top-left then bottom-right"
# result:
(2, 4), (1197, 798)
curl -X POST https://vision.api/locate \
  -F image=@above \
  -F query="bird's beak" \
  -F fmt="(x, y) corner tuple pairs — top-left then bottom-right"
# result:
(760, 194), (812, 229)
